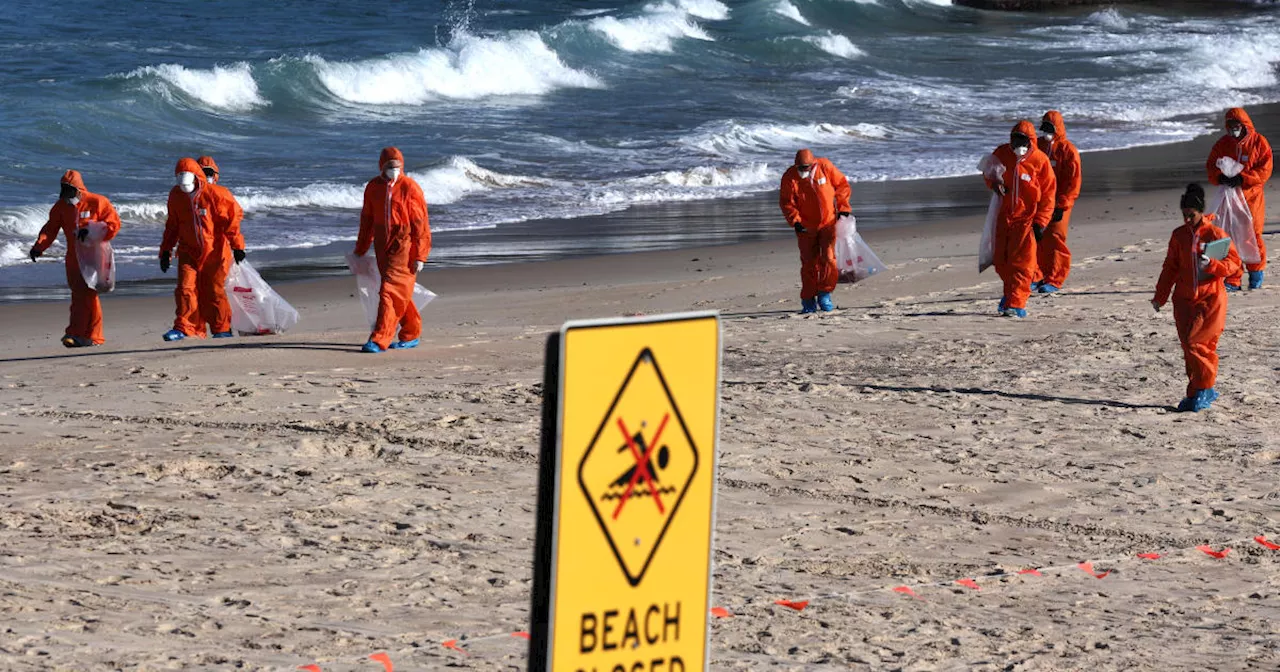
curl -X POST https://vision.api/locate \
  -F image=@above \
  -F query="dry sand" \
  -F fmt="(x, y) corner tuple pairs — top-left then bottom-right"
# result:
(1, 182), (1279, 671)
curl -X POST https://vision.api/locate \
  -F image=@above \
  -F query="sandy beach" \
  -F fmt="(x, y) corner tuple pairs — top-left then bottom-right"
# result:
(3, 143), (1280, 671)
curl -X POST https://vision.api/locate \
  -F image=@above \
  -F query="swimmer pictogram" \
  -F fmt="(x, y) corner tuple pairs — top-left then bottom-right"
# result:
(578, 348), (699, 587)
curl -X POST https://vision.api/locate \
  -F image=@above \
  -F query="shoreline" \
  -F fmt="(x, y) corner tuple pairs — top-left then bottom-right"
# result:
(0, 103), (1270, 304)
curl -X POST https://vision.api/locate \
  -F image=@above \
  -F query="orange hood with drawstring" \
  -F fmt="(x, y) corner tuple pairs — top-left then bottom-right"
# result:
(986, 120), (1057, 227)
(197, 156), (220, 182)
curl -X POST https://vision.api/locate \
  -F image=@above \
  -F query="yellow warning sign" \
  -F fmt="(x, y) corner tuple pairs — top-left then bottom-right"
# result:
(530, 312), (719, 672)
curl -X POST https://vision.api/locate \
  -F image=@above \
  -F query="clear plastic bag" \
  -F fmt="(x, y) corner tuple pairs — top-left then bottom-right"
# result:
(224, 261), (300, 335)
(835, 215), (887, 283)
(76, 221), (116, 293)
(344, 252), (437, 328)
(977, 153), (1006, 274)
(1210, 156), (1261, 265)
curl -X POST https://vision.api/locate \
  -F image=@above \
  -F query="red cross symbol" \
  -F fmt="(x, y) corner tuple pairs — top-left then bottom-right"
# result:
(612, 414), (669, 520)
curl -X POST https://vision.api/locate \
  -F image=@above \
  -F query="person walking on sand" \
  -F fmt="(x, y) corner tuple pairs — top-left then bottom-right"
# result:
(159, 157), (247, 341)
(1151, 184), (1241, 413)
(1206, 107), (1272, 291)
(28, 170), (121, 348)
(779, 148), (851, 313)
(982, 121), (1056, 318)
(1033, 111), (1081, 294)
(353, 147), (431, 353)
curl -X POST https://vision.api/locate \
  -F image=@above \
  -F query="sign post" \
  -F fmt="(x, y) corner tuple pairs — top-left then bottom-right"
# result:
(530, 312), (720, 672)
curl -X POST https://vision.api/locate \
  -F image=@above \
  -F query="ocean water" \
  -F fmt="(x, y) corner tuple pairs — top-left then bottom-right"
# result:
(1, 0), (1278, 295)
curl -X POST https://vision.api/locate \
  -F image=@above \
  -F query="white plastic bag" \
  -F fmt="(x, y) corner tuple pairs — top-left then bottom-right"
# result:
(76, 221), (116, 293)
(1210, 156), (1261, 265)
(225, 261), (300, 335)
(977, 154), (1005, 274)
(345, 252), (437, 329)
(835, 216), (887, 283)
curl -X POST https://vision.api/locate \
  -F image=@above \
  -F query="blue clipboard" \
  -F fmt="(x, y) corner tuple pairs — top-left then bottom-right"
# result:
(1203, 237), (1231, 261)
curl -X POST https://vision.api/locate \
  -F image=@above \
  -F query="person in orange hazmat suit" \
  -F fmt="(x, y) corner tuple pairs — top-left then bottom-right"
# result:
(1151, 184), (1242, 413)
(983, 120), (1056, 318)
(1033, 111), (1081, 294)
(779, 148), (852, 313)
(159, 157), (246, 341)
(28, 170), (121, 347)
(353, 147), (431, 353)
(1206, 107), (1272, 291)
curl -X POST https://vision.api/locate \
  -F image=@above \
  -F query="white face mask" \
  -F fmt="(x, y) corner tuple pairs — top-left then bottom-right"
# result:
(1039, 132), (1054, 142)
(384, 167), (401, 182)
(1230, 127), (1244, 139)
(1013, 145), (1030, 157)
(68, 196), (80, 205)
(798, 169), (811, 179)
(177, 171), (196, 193)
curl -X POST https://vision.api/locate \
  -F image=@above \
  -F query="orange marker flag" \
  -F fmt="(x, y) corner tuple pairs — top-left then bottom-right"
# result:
(710, 607), (733, 618)
(512, 631), (531, 639)
(955, 578), (980, 590)
(892, 586), (921, 600)
(369, 652), (393, 671)
(775, 599), (809, 611)
(1255, 536), (1280, 551)
(442, 639), (468, 655)
(1136, 553), (1161, 560)
(1196, 545), (1231, 559)
(1077, 562), (1111, 579)
(298, 666), (321, 672)
(1016, 568), (1042, 576)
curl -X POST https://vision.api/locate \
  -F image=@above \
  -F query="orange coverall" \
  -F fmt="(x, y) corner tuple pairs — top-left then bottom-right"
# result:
(1206, 107), (1272, 285)
(1153, 214), (1242, 398)
(984, 120), (1056, 310)
(160, 157), (245, 337)
(1036, 111), (1082, 288)
(779, 156), (851, 300)
(354, 147), (432, 350)
(32, 170), (121, 345)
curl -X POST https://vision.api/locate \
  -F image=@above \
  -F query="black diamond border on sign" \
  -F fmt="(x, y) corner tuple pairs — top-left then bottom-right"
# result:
(576, 347), (700, 588)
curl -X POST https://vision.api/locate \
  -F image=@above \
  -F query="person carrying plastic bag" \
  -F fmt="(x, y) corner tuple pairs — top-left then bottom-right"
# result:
(979, 121), (1056, 319)
(1206, 107), (1272, 291)
(779, 148), (852, 313)
(834, 215), (886, 284)
(224, 261), (299, 335)
(1151, 184), (1241, 413)
(158, 157), (248, 342)
(1209, 156), (1262, 269)
(976, 154), (1004, 274)
(352, 147), (431, 353)
(27, 170), (122, 348)
(1032, 111), (1082, 294)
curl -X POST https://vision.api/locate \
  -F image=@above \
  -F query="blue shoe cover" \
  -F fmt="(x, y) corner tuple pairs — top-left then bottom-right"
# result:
(212, 331), (233, 339)
(1003, 307), (1027, 319)
(1225, 281), (1241, 292)
(800, 298), (817, 314)
(1191, 388), (1215, 412)
(1176, 396), (1196, 412)
(361, 341), (383, 353)
(390, 338), (420, 350)
(1030, 281), (1042, 293)
(1248, 270), (1264, 290)
(1038, 284), (1060, 294)
(997, 296), (1009, 314)
(1205, 388), (1220, 403)
(163, 329), (185, 342)
(816, 292), (835, 312)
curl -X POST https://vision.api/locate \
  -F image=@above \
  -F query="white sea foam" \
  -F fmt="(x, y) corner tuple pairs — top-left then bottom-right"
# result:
(1087, 8), (1132, 31)
(125, 62), (267, 111)
(0, 240), (28, 267)
(802, 32), (865, 59)
(773, 0), (810, 25)
(682, 121), (891, 157)
(308, 31), (600, 104)
(588, 0), (728, 53)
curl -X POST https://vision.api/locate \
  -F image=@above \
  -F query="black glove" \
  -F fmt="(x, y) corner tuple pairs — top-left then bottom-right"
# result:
(77, 227), (89, 242)
(793, 222), (806, 235)
(838, 211), (851, 218)
(1222, 174), (1244, 188)
(160, 250), (171, 273)
(1051, 208), (1064, 223)
(1033, 224), (1045, 242)
(992, 183), (1007, 196)
(233, 248), (246, 264)
(29, 246), (41, 262)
